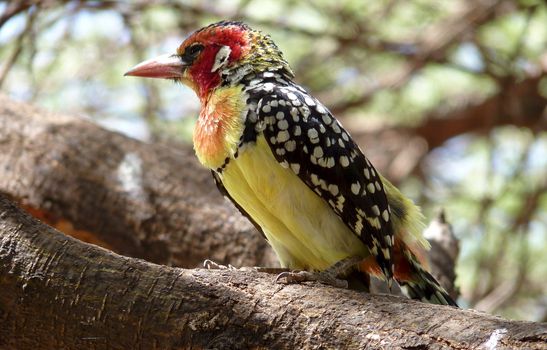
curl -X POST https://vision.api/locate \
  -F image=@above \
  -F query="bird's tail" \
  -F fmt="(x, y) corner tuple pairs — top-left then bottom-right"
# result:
(395, 248), (458, 307)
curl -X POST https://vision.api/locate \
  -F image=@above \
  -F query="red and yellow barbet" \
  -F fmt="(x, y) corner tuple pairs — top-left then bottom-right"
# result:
(126, 21), (457, 306)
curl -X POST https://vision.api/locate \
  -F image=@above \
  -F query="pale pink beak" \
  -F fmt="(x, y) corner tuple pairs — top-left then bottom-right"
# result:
(124, 54), (187, 79)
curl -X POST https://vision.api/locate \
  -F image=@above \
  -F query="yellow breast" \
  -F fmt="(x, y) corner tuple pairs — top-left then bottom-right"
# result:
(218, 135), (368, 270)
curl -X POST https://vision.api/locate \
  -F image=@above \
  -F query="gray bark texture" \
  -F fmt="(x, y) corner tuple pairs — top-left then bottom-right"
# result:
(0, 94), (277, 268)
(0, 95), (546, 349)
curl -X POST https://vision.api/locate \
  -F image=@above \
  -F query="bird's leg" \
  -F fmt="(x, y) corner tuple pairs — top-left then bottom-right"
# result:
(275, 256), (363, 288)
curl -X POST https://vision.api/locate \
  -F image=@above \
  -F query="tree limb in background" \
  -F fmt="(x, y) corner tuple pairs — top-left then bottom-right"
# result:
(1, 195), (545, 349)
(348, 73), (546, 182)
(0, 94), (277, 269)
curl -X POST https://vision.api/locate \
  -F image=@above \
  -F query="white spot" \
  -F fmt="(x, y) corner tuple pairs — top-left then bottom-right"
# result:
(263, 72), (274, 78)
(280, 160), (289, 168)
(290, 163), (300, 174)
(372, 205), (380, 216)
(279, 100), (286, 106)
(294, 125), (302, 136)
(319, 124), (326, 133)
(328, 184), (339, 196)
(311, 174), (320, 186)
(382, 210), (390, 222)
(262, 103), (272, 114)
(482, 329), (507, 350)
(321, 114), (332, 125)
(117, 153), (144, 200)
(316, 104), (327, 114)
(285, 140), (296, 152)
(332, 123), (341, 133)
(319, 179), (328, 191)
(287, 92), (298, 100)
(375, 181), (381, 191)
(249, 79), (261, 86)
(340, 156), (350, 167)
(381, 248), (390, 259)
(364, 168), (370, 179)
(304, 96), (315, 106)
(290, 108), (299, 122)
(254, 123), (264, 133)
(367, 183), (375, 194)
(277, 130), (290, 143)
(276, 148), (286, 156)
(326, 157), (335, 168)
(338, 139), (345, 148)
(336, 196), (345, 211)
(276, 111), (285, 120)
(342, 132), (349, 141)
(264, 116), (275, 125)
(307, 128), (318, 140)
(310, 155), (318, 165)
(355, 216), (363, 233)
(371, 168), (376, 177)
(270, 136), (277, 144)
(313, 146), (324, 158)
(351, 182), (361, 195)
(270, 100), (278, 107)
(211, 45), (231, 72)
(277, 119), (289, 130)
(263, 83), (275, 91)
(292, 99), (302, 106)
(299, 106), (310, 118)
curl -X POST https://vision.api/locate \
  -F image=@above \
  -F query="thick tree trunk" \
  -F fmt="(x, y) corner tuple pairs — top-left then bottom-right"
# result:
(0, 94), (277, 268)
(1, 195), (545, 349)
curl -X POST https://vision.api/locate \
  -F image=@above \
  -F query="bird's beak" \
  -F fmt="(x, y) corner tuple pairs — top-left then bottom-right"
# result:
(124, 54), (187, 79)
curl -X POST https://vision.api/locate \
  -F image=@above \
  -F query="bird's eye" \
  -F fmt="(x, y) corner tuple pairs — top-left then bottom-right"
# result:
(185, 44), (204, 57)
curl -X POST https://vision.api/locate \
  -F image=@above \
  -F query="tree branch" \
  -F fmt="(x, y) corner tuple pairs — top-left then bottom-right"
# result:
(0, 94), (276, 268)
(1, 195), (545, 349)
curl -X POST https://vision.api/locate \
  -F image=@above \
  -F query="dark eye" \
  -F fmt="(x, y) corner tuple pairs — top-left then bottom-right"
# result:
(185, 44), (204, 57)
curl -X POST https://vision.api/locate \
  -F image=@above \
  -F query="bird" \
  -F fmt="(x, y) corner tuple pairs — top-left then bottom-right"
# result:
(125, 21), (457, 306)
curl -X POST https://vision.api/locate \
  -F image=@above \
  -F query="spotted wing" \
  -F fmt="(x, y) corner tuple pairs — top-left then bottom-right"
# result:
(257, 86), (394, 278)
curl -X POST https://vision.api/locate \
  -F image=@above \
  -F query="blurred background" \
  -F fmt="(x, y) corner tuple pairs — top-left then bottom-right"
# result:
(0, 0), (545, 321)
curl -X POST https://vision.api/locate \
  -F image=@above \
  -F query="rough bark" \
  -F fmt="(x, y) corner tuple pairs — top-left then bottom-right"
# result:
(1, 195), (545, 349)
(0, 94), (277, 268)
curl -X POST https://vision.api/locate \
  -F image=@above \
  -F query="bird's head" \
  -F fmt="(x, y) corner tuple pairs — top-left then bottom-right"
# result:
(125, 21), (294, 100)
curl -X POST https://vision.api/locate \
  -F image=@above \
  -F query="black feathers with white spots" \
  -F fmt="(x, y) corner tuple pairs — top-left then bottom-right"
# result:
(252, 80), (396, 280)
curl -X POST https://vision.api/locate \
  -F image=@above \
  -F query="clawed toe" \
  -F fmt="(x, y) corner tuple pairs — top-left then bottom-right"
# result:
(275, 270), (348, 288)
(203, 259), (236, 270)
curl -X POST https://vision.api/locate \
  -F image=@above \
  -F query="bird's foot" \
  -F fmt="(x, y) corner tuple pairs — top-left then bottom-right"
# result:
(276, 270), (349, 288)
(275, 256), (362, 289)
(203, 259), (237, 270)
(203, 260), (290, 274)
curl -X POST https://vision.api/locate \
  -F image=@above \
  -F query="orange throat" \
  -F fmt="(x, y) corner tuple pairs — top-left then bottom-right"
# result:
(193, 86), (246, 170)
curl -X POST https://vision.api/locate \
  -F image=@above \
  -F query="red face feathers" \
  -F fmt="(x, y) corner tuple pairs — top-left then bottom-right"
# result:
(125, 21), (293, 100)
